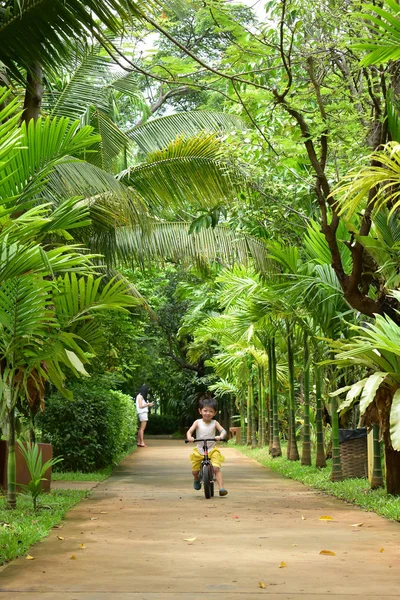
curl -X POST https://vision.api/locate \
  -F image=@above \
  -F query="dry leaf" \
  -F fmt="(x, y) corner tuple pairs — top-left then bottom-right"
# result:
(319, 515), (333, 521)
(319, 550), (336, 556)
(26, 555), (35, 560)
(90, 517), (98, 521)
(351, 523), (364, 527)
(279, 562), (287, 568)
(301, 515), (306, 520)
(292, 544), (297, 547)
(57, 536), (64, 541)
(79, 543), (86, 549)
(70, 555), (76, 560)
(379, 548), (385, 553)
(258, 581), (267, 589)
(183, 537), (196, 542)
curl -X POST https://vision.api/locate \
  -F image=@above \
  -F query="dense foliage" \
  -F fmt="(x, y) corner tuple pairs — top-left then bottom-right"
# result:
(37, 380), (137, 472)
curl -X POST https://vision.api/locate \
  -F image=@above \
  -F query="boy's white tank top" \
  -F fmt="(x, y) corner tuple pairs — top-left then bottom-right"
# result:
(196, 419), (217, 454)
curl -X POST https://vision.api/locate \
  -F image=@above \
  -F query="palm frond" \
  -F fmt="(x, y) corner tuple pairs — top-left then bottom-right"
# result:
(119, 133), (247, 216)
(0, 117), (100, 205)
(114, 221), (271, 272)
(47, 48), (112, 120)
(86, 110), (132, 172)
(303, 220), (352, 273)
(331, 142), (400, 217)
(0, 0), (152, 82)
(127, 111), (245, 153)
(353, 0), (400, 67)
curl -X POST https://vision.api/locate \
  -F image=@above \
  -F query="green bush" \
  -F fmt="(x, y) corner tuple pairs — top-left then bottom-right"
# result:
(146, 414), (177, 435)
(37, 379), (137, 472)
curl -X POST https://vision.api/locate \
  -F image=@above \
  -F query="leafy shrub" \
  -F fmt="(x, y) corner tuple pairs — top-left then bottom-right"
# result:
(37, 379), (137, 472)
(146, 414), (177, 435)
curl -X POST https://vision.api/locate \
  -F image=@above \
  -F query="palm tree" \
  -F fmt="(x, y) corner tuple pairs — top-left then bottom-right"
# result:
(0, 92), (142, 507)
(327, 301), (400, 494)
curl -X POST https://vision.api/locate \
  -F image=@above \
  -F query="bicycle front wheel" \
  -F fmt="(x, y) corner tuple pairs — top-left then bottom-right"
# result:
(202, 464), (213, 499)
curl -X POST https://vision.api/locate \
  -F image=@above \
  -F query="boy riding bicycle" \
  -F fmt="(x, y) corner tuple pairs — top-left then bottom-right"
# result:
(186, 397), (228, 496)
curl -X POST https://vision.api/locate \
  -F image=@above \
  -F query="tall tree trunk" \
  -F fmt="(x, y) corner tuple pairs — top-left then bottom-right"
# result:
(330, 396), (343, 481)
(249, 377), (257, 449)
(270, 337), (282, 456)
(315, 366), (327, 468)
(370, 424), (383, 490)
(239, 396), (246, 445)
(287, 325), (299, 461)
(301, 330), (312, 466)
(258, 366), (266, 447)
(22, 65), (43, 125)
(268, 344), (273, 452)
(384, 445), (400, 495)
(246, 382), (251, 446)
(6, 404), (16, 509)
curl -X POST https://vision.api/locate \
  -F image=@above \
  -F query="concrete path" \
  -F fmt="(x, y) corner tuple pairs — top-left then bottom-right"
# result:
(0, 440), (399, 599)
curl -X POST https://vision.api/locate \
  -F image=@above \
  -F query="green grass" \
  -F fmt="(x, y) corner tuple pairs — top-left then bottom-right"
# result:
(52, 467), (112, 481)
(236, 445), (400, 522)
(0, 489), (88, 565)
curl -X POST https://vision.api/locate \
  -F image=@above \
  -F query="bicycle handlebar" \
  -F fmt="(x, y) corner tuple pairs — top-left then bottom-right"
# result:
(185, 438), (228, 443)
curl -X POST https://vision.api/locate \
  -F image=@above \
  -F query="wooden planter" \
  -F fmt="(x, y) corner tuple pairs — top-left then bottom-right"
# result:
(229, 427), (241, 444)
(0, 440), (53, 492)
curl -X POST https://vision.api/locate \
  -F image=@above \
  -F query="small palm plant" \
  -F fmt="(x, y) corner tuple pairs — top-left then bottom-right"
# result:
(17, 441), (63, 510)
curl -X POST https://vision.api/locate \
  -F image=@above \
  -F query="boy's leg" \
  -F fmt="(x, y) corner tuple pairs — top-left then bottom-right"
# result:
(214, 468), (228, 496)
(192, 469), (201, 490)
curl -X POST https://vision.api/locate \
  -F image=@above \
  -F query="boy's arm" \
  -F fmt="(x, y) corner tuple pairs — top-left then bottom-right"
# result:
(186, 421), (197, 442)
(215, 420), (227, 441)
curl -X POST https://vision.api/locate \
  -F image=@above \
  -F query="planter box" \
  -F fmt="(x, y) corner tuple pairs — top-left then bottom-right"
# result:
(229, 427), (241, 444)
(0, 440), (53, 492)
(339, 428), (368, 479)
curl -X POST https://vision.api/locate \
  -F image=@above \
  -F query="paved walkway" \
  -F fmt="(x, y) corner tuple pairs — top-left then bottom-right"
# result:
(0, 440), (399, 599)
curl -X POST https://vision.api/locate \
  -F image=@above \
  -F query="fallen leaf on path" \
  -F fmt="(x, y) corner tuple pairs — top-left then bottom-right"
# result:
(79, 543), (86, 549)
(183, 537), (196, 542)
(90, 518), (98, 521)
(292, 544), (297, 547)
(70, 555), (76, 560)
(26, 555), (35, 560)
(56, 536), (64, 540)
(278, 562), (287, 568)
(319, 515), (333, 521)
(379, 548), (385, 553)
(301, 515), (306, 520)
(258, 581), (267, 588)
(319, 550), (336, 556)
(351, 523), (364, 527)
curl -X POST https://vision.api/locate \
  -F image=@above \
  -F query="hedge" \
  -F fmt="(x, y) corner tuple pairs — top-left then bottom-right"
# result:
(37, 380), (137, 472)
(145, 414), (177, 435)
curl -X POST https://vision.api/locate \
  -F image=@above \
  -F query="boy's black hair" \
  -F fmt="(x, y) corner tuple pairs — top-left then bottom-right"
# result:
(198, 397), (218, 411)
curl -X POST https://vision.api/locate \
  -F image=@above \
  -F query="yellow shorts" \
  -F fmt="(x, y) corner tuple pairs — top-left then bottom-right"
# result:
(190, 447), (225, 471)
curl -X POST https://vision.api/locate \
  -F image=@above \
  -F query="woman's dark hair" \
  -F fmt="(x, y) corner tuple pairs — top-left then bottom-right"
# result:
(138, 384), (149, 400)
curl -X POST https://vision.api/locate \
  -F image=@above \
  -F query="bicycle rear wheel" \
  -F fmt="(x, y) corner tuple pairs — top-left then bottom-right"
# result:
(202, 464), (213, 499)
